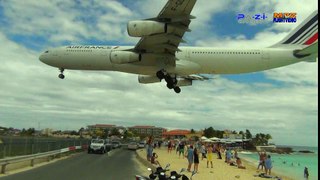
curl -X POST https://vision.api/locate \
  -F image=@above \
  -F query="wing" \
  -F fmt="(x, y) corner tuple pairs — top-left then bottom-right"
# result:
(133, 0), (197, 65)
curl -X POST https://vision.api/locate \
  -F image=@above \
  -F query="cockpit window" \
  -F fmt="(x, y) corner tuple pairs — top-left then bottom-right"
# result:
(45, 50), (49, 53)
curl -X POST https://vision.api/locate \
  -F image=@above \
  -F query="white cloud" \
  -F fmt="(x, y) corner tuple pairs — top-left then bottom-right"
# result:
(0, 0), (318, 146)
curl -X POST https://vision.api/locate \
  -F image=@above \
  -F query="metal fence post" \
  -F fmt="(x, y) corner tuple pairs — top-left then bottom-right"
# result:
(24, 137), (28, 155)
(31, 144), (34, 155)
(8, 137), (12, 157)
(2, 145), (6, 158)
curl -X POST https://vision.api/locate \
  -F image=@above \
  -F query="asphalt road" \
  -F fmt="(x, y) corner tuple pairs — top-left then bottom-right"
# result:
(0, 148), (145, 180)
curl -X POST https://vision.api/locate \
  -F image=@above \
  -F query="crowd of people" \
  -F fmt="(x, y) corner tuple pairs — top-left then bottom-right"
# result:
(143, 137), (312, 179)
(145, 136), (247, 174)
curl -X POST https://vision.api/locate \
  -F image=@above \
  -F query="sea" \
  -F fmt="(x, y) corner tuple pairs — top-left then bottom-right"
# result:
(238, 146), (318, 180)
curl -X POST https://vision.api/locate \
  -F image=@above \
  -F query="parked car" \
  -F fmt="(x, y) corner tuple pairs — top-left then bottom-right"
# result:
(111, 141), (121, 149)
(105, 138), (113, 152)
(138, 141), (146, 148)
(88, 139), (107, 154)
(127, 142), (138, 150)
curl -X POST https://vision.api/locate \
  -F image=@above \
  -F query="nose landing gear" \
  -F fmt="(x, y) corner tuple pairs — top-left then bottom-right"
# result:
(58, 68), (65, 79)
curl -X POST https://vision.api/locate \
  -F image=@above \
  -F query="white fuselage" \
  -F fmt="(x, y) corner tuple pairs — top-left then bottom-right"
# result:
(39, 45), (302, 76)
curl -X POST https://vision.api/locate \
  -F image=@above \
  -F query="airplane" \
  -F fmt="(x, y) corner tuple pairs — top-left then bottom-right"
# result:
(39, 0), (318, 93)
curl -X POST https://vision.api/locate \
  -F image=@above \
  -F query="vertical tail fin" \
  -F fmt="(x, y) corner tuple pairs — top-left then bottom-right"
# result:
(270, 10), (318, 47)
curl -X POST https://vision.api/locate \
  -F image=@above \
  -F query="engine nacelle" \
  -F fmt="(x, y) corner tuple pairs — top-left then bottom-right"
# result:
(138, 75), (160, 84)
(127, 20), (174, 37)
(177, 79), (192, 87)
(110, 51), (140, 64)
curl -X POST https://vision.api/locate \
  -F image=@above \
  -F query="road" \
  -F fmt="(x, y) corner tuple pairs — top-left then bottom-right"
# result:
(0, 148), (146, 180)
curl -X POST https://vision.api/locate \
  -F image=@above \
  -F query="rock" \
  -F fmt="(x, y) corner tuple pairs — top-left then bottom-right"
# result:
(298, 150), (314, 153)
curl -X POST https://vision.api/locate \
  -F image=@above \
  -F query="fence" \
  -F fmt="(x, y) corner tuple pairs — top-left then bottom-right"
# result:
(0, 136), (89, 159)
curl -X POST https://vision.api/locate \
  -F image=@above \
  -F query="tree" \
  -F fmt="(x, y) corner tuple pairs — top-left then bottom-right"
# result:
(190, 129), (195, 133)
(245, 129), (252, 139)
(252, 133), (272, 146)
(110, 128), (120, 136)
(203, 127), (215, 138)
(78, 127), (85, 137)
(102, 129), (109, 139)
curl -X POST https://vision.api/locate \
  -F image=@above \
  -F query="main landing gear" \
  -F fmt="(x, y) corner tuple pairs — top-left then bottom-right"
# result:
(156, 70), (181, 94)
(58, 68), (65, 79)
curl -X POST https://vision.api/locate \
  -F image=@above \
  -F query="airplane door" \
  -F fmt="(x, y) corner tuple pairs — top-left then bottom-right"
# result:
(185, 49), (191, 60)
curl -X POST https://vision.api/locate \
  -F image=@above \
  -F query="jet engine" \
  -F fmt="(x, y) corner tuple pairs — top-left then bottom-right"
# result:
(127, 20), (174, 37)
(138, 75), (161, 84)
(110, 51), (140, 64)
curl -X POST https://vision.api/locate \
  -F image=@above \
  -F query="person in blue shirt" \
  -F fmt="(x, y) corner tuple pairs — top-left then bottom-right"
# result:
(265, 155), (272, 175)
(185, 145), (194, 172)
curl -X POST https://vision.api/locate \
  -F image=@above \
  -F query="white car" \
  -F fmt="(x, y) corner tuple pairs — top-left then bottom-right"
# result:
(127, 142), (138, 150)
(88, 139), (107, 154)
(138, 141), (146, 148)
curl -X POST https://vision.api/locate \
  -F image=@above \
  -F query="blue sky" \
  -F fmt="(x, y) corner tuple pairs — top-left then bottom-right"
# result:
(0, 0), (318, 147)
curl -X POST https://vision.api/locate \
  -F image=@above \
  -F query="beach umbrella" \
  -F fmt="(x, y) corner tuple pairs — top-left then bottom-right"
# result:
(210, 137), (220, 141)
(200, 136), (208, 140)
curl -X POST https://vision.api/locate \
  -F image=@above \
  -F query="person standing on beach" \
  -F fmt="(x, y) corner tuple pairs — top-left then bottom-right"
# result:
(167, 140), (172, 153)
(304, 167), (309, 179)
(225, 148), (232, 164)
(206, 144), (213, 168)
(193, 147), (200, 173)
(178, 141), (185, 158)
(216, 145), (222, 159)
(147, 142), (154, 161)
(200, 144), (206, 160)
(185, 145), (194, 172)
(257, 151), (266, 170)
(265, 155), (272, 175)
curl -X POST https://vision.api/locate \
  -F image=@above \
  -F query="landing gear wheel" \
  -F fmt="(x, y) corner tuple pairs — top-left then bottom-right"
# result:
(58, 74), (65, 79)
(58, 68), (65, 79)
(167, 83), (174, 89)
(174, 87), (181, 93)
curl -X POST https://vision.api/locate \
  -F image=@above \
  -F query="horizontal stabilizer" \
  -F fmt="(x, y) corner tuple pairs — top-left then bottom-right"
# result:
(295, 42), (318, 55)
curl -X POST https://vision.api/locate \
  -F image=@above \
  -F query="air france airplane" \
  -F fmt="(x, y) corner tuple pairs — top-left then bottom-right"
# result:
(39, 0), (318, 93)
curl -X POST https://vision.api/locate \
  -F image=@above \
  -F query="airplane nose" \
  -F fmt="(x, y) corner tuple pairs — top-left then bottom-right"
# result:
(39, 54), (45, 62)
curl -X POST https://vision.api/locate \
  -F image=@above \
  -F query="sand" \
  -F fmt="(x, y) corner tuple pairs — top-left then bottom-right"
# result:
(137, 147), (295, 180)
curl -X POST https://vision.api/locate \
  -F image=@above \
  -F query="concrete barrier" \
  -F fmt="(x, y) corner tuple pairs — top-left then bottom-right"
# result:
(135, 149), (157, 172)
(0, 145), (87, 174)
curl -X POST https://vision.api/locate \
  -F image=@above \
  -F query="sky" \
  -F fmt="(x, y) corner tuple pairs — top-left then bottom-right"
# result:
(0, 0), (318, 147)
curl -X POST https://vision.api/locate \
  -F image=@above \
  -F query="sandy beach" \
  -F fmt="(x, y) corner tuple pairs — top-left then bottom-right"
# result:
(137, 147), (294, 180)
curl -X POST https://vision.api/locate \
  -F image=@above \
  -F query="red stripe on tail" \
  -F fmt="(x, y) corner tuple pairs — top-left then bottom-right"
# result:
(304, 32), (318, 45)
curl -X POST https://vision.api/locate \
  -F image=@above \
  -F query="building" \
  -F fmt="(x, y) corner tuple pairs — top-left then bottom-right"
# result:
(128, 125), (166, 138)
(41, 128), (53, 136)
(223, 130), (243, 139)
(87, 124), (126, 135)
(162, 129), (191, 139)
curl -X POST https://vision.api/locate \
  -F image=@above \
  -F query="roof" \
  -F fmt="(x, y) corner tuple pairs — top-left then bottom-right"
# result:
(90, 124), (116, 128)
(129, 126), (156, 129)
(163, 129), (191, 136)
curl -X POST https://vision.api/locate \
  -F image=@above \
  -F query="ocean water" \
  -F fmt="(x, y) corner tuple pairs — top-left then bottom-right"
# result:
(238, 146), (318, 180)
